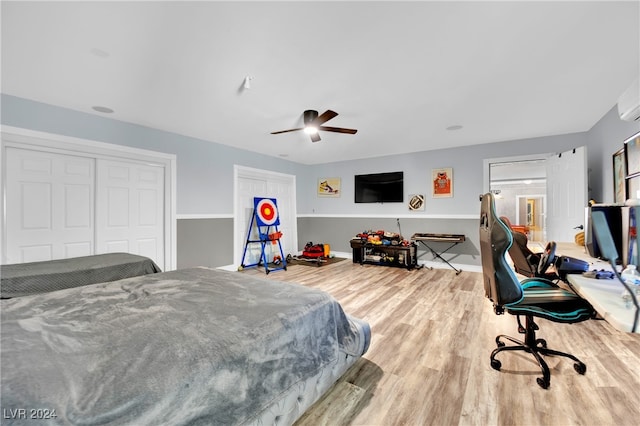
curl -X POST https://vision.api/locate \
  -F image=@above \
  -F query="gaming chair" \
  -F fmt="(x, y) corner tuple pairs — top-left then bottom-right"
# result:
(500, 216), (541, 278)
(480, 193), (595, 389)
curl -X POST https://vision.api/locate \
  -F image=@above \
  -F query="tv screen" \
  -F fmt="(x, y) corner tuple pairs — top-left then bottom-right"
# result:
(354, 171), (404, 203)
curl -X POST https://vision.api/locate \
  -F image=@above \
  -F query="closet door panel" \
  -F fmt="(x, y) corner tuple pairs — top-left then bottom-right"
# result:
(5, 147), (95, 263)
(96, 159), (165, 270)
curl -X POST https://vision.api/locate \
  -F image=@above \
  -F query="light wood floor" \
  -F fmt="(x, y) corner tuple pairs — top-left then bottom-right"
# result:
(240, 260), (640, 426)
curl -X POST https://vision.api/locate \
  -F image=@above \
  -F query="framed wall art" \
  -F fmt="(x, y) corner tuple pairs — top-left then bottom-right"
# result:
(432, 168), (453, 198)
(625, 131), (640, 176)
(628, 173), (640, 200)
(408, 194), (425, 211)
(613, 147), (627, 203)
(317, 177), (341, 197)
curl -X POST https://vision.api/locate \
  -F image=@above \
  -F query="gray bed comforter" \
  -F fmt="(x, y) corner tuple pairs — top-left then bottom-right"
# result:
(1, 253), (162, 299)
(1, 267), (369, 425)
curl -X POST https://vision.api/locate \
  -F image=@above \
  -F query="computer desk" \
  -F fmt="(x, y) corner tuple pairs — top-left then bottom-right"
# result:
(557, 242), (638, 333)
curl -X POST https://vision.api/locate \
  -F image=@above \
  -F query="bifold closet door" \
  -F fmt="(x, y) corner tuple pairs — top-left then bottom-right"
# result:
(5, 147), (95, 263)
(95, 159), (165, 270)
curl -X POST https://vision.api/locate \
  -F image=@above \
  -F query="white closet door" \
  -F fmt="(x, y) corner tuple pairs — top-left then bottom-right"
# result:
(5, 147), (95, 263)
(266, 180), (295, 259)
(95, 159), (165, 270)
(237, 177), (269, 266)
(235, 167), (297, 268)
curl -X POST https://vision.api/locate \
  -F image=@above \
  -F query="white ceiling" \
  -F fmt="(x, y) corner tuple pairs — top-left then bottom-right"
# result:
(2, 1), (639, 165)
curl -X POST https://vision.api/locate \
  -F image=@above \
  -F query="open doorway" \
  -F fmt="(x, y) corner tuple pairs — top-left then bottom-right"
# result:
(516, 194), (545, 242)
(484, 147), (588, 244)
(489, 159), (547, 245)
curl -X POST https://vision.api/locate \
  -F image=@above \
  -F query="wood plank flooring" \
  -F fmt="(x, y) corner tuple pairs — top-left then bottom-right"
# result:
(239, 261), (640, 426)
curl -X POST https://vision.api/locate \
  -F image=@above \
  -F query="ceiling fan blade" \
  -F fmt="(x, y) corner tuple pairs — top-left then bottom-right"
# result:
(318, 126), (358, 134)
(312, 110), (338, 126)
(310, 132), (321, 143)
(271, 128), (304, 135)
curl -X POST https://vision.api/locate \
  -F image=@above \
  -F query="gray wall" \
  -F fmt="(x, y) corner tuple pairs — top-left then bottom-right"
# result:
(300, 132), (589, 216)
(296, 131), (588, 268)
(177, 218), (234, 268)
(2, 94), (638, 268)
(298, 217), (480, 269)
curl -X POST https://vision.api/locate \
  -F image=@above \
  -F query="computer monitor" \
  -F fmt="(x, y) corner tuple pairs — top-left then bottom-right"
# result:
(591, 210), (638, 332)
(585, 204), (624, 263)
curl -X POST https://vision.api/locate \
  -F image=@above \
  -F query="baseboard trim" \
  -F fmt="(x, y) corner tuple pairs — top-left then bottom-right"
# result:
(219, 251), (482, 274)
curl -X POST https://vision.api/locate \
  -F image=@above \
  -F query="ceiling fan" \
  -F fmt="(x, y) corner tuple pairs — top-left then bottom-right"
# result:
(271, 110), (357, 142)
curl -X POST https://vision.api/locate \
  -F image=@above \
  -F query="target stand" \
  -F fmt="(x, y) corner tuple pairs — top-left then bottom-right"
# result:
(239, 197), (287, 274)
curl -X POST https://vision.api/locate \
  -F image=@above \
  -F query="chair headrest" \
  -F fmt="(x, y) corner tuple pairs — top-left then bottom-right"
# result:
(479, 193), (524, 306)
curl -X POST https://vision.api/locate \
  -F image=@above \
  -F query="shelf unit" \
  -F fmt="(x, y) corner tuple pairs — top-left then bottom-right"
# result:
(349, 239), (418, 270)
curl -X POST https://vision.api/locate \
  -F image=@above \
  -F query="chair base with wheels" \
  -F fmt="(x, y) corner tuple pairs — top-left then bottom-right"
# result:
(480, 193), (594, 389)
(490, 313), (586, 389)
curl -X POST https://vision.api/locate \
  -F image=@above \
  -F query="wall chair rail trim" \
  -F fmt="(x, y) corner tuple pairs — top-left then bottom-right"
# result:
(298, 213), (478, 219)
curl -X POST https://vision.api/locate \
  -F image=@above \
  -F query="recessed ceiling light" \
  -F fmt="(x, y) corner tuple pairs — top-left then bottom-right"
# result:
(92, 106), (114, 114)
(446, 125), (463, 131)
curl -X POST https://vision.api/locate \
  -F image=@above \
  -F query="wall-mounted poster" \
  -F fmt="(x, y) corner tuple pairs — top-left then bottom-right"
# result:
(432, 168), (453, 198)
(613, 147), (627, 203)
(317, 177), (341, 197)
(408, 194), (425, 211)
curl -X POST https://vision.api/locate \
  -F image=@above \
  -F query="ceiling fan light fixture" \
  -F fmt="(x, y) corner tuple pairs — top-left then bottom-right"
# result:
(271, 109), (356, 143)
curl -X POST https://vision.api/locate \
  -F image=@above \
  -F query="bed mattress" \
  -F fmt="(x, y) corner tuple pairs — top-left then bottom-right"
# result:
(1, 253), (162, 298)
(1, 267), (370, 425)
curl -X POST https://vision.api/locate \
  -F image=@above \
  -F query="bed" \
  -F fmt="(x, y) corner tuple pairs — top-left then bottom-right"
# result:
(0, 258), (370, 425)
(1, 253), (162, 299)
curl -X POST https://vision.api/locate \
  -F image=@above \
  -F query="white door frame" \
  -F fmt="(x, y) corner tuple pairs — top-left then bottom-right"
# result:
(233, 165), (298, 268)
(484, 153), (550, 240)
(0, 126), (177, 270)
(515, 194), (546, 226)
(483, 153), (550, 194)
(484, 148), (588, 243)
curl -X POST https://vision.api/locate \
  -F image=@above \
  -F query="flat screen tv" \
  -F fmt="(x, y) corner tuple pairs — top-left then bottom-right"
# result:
(354, 171), (404, 203)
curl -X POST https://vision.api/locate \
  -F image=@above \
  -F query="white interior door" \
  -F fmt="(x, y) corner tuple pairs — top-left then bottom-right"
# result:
(237, 177), (268, 267)
(234, 166), (297, 269)
(267, 180), (295, 259)
(546, 146), (587, 242)
(5, 147), (95, 263)
(95, 159), (165, 270)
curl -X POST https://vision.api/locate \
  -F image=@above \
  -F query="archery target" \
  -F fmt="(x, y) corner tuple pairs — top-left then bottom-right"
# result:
(254, 197), (280, 226)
